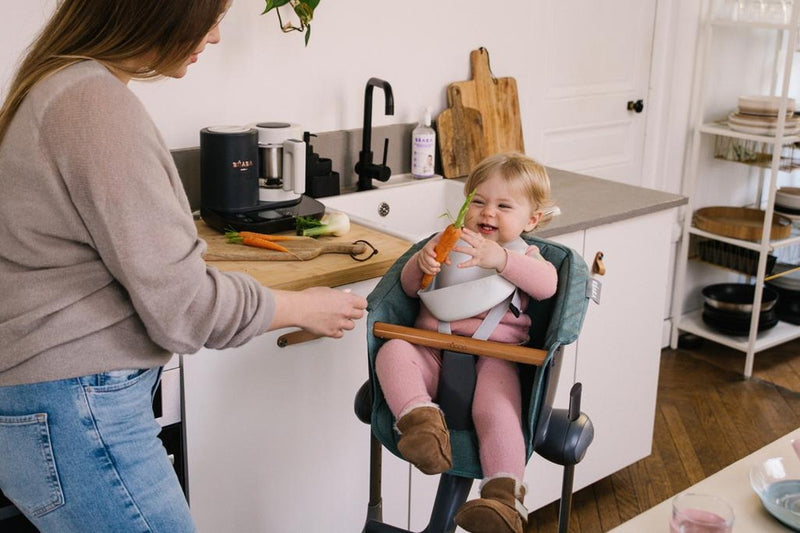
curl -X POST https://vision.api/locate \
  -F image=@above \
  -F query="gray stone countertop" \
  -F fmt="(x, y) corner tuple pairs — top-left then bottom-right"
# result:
(534, 167), (687, 238)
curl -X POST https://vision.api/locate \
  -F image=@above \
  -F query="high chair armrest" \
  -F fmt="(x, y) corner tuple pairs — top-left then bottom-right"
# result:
(372, 322), (546, 366)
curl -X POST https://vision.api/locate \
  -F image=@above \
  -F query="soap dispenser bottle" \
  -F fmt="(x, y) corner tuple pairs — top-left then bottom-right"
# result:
(411, 107), (436, 179)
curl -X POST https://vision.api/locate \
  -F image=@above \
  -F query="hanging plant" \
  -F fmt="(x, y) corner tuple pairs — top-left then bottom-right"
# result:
(262, 0), (320, 46)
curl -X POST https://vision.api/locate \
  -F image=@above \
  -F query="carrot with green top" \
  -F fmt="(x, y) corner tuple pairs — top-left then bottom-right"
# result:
(419, 189), (476, 290)
(225, 231), (301, 259)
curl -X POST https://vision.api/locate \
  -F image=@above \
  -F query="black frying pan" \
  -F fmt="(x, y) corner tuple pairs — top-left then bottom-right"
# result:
(701, 283), (778, 313)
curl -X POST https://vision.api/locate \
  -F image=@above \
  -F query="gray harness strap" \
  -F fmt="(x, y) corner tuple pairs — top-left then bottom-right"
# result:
(437, 289), (522, 341)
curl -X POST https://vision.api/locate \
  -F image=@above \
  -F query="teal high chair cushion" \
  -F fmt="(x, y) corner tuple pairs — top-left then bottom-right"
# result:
(366, 235), (591, 479)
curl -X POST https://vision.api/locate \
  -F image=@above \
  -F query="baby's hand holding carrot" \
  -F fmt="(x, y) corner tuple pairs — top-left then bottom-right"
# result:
(419, 190), (476, 290)
(454, 228), (508, 272)
(417, 233), (444, 276)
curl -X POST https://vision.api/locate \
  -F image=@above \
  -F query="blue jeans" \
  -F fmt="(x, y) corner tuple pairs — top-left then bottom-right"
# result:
(0, 367), (195, 532)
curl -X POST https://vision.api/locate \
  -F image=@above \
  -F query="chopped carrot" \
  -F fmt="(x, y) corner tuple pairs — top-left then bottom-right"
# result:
(420, 189), (476, 290)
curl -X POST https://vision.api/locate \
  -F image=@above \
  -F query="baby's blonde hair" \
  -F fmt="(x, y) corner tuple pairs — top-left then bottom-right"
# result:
(463, 152), (555, 228)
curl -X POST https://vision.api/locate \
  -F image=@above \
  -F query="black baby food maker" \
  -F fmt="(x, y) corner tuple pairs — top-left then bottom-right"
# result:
(199, 123), (326, 234)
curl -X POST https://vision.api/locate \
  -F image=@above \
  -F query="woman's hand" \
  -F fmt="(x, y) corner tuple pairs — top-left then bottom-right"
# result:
(269, 287), (368, 338)
(453, 228), (508, 272)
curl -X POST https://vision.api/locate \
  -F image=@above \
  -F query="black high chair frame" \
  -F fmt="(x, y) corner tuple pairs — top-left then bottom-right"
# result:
(353, 236), (595, 533)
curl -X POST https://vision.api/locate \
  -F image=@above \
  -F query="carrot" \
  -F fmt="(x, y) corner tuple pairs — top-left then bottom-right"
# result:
(225, 231), (302, 259)
(419, 189), (476, 290)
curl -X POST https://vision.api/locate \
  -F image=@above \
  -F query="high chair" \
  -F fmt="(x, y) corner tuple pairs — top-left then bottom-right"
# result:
(354, 235), (595, 533)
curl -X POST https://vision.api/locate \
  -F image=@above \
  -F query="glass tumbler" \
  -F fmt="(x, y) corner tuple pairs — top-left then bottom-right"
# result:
(670, 492), (734, 533)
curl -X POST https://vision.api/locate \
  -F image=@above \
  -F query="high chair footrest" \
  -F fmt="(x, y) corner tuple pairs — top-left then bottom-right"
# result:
(536, 409), (594, 466)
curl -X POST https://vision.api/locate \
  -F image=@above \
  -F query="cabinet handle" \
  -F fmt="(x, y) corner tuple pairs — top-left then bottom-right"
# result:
(592, 251), (606, 276)
(277, 329), (322, 347)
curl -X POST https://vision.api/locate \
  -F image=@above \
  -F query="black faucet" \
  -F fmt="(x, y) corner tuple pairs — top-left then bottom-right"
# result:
(354, 77), (394, 191)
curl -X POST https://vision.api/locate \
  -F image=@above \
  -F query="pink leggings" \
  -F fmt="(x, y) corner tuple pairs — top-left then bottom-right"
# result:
(375, 339), (525, 481)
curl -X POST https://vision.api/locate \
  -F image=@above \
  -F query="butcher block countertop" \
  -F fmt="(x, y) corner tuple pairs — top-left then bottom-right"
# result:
(197, 220), (412, 290)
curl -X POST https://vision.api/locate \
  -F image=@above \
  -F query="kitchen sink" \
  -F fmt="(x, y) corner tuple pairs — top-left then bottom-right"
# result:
(321, 176), (467, 241)
(321, 174), (560, 242)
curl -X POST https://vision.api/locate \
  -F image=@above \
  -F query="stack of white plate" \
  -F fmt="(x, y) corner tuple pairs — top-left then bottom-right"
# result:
(775, 187), (800, 218)
(729, 95), (800, 135)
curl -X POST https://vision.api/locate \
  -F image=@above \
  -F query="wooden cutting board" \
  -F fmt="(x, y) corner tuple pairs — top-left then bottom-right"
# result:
(447, 47), (524, 156)
(201, 231), (368, 261)
(437, 85), (485, 179)
(196, 220), (413, 290)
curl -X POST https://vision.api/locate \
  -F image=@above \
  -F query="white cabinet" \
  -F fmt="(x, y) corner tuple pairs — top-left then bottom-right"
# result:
(570, 210), (674, 489)
(183, 278), (410, 533)
(545, 210), (674, 507)
(405, 209), (675, 527)
(670, 0), (800, 377)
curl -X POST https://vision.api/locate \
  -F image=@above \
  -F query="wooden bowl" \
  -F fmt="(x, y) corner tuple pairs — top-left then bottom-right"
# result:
(693, 206), (792, 241)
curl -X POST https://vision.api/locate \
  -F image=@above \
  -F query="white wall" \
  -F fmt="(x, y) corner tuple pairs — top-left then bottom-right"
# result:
(1, 1), (545, 150)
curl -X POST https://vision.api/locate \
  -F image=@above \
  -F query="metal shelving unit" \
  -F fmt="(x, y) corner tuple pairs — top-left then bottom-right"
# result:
(670, 0), (800, 377)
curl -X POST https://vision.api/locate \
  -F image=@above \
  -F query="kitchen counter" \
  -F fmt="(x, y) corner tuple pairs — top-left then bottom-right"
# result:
(536, 167), (687, 239)
(197, 220), (412, 290)
(198, 170), (686, 290)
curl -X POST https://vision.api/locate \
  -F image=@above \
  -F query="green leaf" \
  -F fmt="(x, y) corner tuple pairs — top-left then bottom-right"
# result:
(262, 0), (319, 44)
(294, 2), (313, 23)
(263, 0), (291, 13)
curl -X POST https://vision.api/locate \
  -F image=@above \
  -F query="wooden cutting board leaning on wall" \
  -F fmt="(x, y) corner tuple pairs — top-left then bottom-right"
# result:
(437, 85), (486, 178)
(447, 47), (525, 157)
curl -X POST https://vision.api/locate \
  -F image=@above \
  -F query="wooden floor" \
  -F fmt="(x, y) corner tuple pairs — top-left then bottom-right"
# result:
(526, 337), (800, 532)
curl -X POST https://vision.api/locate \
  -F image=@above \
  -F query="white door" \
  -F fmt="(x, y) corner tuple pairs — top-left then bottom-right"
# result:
(525, 0), (658, 187)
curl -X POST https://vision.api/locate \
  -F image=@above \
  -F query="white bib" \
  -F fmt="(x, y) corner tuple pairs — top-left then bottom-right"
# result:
(418, 237), (527, 323)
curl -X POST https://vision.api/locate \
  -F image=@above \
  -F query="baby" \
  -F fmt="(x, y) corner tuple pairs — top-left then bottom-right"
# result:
(375, 152), (558, 533)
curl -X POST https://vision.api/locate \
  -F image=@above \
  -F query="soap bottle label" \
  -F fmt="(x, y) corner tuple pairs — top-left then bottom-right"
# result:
(412, 132), (436, 178)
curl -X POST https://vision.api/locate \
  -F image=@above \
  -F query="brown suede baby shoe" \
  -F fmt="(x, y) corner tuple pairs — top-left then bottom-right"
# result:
(395, 405), (452, 475)
(455, 476), (528, 533)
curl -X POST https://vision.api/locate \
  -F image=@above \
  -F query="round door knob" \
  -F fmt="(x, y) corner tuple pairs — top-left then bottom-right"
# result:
(627, 99), (644, 113)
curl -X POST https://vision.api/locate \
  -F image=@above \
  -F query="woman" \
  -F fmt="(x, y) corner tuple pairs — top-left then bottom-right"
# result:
(0, 1), (367, 531)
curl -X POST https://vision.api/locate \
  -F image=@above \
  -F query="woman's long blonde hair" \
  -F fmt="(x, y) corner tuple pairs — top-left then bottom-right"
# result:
(0, 0), (228, 141)
(464, 152), (555, 228)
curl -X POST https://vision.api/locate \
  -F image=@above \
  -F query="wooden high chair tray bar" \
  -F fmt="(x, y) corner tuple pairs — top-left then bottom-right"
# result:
(373, 322), (547, 366)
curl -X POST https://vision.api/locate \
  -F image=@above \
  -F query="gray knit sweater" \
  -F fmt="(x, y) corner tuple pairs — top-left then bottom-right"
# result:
(0, 61), (275, 385)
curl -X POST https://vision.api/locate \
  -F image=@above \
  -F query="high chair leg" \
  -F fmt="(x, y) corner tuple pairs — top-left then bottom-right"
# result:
(424, 473), (474, 533)
(557, 464), (574, 533)
(363, 470), (473, 533)
(366, 433), (384, 525)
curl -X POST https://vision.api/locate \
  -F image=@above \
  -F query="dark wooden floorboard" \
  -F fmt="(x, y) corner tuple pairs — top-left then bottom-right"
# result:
(526, 338), (800, 532)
